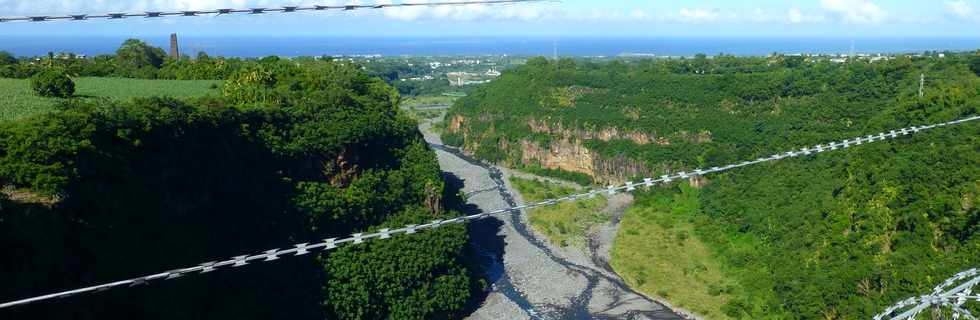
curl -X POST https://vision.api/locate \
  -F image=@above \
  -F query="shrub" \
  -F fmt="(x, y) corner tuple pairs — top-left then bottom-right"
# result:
(30, 68), (75, 98)
(0, 51), (16, 66)
(971, 55), (980, 76)
(222, 64), (278, 105)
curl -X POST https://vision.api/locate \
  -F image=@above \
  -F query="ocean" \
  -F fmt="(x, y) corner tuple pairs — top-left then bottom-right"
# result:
(1, 36), (978, 58)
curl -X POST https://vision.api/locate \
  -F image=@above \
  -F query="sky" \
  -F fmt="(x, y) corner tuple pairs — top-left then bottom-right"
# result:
(0, 0), (979, 38)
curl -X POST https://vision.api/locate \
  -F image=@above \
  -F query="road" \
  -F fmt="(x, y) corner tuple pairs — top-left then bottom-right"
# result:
(419, 117), (687, 320)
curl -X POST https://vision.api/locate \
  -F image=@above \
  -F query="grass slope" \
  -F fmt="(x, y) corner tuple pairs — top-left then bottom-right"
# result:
(511, 177), (607, 247)
(0, 77), (221, 121)
(401, 95), (457, 107)
(611, 184), (741, 320)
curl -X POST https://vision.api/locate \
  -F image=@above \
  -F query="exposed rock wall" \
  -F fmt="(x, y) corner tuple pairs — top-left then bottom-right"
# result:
(448, 115), (466, 132)
(526, 118), (670, 146)
(518, 138), (595, 176)
(447, 116), (708, 186)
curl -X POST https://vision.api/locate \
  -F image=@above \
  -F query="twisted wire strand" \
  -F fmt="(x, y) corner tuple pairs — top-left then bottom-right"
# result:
(0, 0), (548, 23)
(875, 269), (980, 320)
(1, 114), (978, 310)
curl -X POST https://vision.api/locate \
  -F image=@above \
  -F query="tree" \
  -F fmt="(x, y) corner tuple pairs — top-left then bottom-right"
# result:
(222, 64), (279, 104)
(783, 55), (805, 68)
(970, 55), (980, 76)
(115, 39), (166, 70)
(0, 51), (16, 66)
(0, 52), (16, 77)
(30, 68), (75, 98)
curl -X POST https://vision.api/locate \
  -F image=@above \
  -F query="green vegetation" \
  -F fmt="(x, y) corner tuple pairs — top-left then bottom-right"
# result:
(612, 184), (740, 319)
(971, 54), (980, 76)
(114, 39), (167, 78)
(404, 107), (446, 121)
(1, 58), (477, 319)
(393, 76), (468, 97)
(74, 77), (221, 100)
(402, 95), (457, 107)
(0, 78), (221, 121)
(522, 166), (594, 186)
(399, 96), (456, 121)
(446, 54), (980, 319)
(511, 177), (606, 247)
(358, 56), (518, 98)
(0, 78), (62, 119)
(30, 68), (74, 98)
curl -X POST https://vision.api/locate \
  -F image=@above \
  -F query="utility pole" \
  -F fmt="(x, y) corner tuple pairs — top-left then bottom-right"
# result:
(919, 73), (924, 98)
(553, 40), (558, 61)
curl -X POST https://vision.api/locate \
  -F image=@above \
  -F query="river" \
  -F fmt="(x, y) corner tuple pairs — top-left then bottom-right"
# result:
(418, 114), (686, 320)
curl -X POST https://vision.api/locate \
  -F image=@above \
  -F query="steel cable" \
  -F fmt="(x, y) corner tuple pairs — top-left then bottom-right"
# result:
(0, 0), (549, 23)
(1, 114), (977, 310)
(875, 268), (980, 320)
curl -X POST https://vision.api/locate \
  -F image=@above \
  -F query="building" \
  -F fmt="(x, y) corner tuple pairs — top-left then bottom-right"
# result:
(169, 33), (179, 59)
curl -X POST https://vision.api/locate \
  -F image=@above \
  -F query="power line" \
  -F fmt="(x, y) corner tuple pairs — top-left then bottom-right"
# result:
(875, 268), (980, 320)
(0, 0), (548, 23)
(2, 114), (977, 310)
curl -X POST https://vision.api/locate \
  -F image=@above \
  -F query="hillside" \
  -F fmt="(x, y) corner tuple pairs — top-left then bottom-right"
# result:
(443, 54), (980, 319)
(0, 58), (478, 319)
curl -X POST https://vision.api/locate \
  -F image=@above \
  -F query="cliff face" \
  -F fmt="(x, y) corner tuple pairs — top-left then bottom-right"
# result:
(526, 118), (669, 146)
(448, 116), (707, 186)
(518, 138), (595, 176)
(448, 115), (466, 133)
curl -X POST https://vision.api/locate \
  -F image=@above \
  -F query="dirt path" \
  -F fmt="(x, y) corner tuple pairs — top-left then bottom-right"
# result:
(419, 117), (684, 320)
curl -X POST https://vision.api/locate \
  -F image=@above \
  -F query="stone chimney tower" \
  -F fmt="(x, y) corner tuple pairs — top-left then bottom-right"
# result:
(169, 33), (179, 59)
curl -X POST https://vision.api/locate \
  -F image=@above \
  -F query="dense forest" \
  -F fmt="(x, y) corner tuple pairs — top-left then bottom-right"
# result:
(0, 55), (480, 318)
(444, 53), (980, 319)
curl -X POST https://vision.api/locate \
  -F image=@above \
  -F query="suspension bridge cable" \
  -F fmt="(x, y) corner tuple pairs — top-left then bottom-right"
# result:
(874, 268), (980, 320)
(1, 114), (978, 310)
(0, 0), (549, 23)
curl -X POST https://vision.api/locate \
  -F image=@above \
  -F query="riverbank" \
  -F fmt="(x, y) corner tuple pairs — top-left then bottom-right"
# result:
(419, 116), (684, 319)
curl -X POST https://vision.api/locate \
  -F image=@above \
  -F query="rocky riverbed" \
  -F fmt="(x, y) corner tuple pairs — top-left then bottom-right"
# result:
(419, 117), (686, 320)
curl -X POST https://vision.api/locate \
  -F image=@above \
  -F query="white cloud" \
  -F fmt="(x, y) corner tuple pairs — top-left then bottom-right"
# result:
(377, 0), (428, 20)
(787, 8), (825, 24)
(820, 0), (887, 23)
(628, 9), (649, 21)
(375, 0), (555, 21)
(788, 8), (804, 23)
(675, 8), (720, 23)
(569, 9), (650, 22)
(945, 0), (976, 19)
(748, 8), (778, 23)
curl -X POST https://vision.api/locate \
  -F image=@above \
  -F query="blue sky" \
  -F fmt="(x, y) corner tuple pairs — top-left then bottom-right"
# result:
(0, 0), (979, 38)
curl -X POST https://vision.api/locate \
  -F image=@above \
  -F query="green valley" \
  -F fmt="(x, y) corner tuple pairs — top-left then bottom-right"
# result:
(444, 53), (980, 319)
(4, 1), (980, 319)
